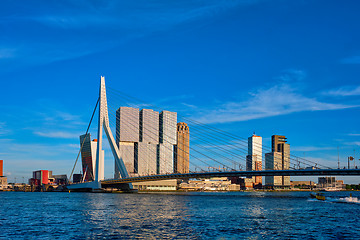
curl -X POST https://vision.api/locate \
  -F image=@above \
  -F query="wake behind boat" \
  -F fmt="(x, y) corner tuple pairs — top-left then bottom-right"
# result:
(310, 193), (360, 204)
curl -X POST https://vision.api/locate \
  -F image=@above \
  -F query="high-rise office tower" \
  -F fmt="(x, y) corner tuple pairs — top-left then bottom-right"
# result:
(115, 107), (178, 177)
(80, 134), (104, 181)
(272, 135), (287, 152)
(246, 134), (262, 185)
(80, 133), (94, 181)
(157, 143), (175, 174)
(140, 109), (159, 144)
(80, 133), (104, 181)
(135, 142), (157, 175)
(265, 135), (290, 187)
(159, 111), (177, 144)
(136, 109), (159, 176)
(175, 122), (190, 174)
(115, 107), (139, 178)
(265, 152), (283, 186)
(275, 135), (290, 186)
(158, 110), (177, 174)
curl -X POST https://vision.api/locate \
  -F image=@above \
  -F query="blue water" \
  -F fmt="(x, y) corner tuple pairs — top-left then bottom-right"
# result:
(1, 191), (359, 239)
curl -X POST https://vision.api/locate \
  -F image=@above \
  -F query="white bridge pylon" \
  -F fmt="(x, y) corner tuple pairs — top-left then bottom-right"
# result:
(68, 76), (130, 190)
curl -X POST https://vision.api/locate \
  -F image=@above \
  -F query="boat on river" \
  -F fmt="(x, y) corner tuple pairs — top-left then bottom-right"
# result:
(323, 187), (341, 192)
(310, 192), (325, 201)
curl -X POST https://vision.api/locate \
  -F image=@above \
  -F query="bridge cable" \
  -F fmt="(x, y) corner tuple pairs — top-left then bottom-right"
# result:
(69, 97), (99, 182)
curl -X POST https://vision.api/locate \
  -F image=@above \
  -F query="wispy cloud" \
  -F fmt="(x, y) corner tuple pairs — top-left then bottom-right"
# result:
(3, 142), (77, 156)
(275, 69), (307, 83)
(0, 122), (12, 136)
(0, 140), (79, 176)
(345, 141), (360, 146)
(341, 56), (360, 64)
(27, 1), (258, 30)
(0, 48), (16, 59)
(195, 83), (356, 124)
(33, 131), (80, 139)
(39, 111), (84, 125)
(0, 0), (261, 70)
(348, 133), (360, 136)
(302, 156), (339, 169)
(107, 94), (195, 113)
(27, 107), (87, 139)
(291, 146), (335, 152)
(181, 103), (198, 109)
(323, 85), (360, 97)
(153, 94), (194, 105)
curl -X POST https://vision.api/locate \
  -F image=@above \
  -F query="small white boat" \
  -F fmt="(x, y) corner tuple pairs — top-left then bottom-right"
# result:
(323, 187), (341, 192)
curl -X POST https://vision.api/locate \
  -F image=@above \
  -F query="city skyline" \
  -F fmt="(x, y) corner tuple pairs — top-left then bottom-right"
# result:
(0, 1), (360, 183)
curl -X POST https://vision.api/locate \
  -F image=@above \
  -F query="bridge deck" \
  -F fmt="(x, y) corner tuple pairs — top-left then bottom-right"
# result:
(101, 169), (360, 186)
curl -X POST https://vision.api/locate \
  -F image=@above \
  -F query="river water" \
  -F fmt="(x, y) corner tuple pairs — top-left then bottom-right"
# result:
(1, 191), (359, 239)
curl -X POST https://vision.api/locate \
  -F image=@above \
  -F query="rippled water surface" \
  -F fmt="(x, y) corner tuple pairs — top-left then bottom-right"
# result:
(1, 191), (360, 239)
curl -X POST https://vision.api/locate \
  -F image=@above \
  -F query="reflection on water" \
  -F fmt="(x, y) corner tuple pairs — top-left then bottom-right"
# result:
(1, 191), (359, 239)
(79, 193), (196, 239)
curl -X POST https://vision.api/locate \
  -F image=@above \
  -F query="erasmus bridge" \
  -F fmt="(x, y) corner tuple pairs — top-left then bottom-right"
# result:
(67, 77), (360, 191)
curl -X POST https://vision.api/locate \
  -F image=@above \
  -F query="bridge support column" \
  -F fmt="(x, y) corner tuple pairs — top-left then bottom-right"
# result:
(95, 76), (132, 190)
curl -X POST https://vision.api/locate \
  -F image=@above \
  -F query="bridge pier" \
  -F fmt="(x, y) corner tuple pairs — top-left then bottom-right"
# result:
(67, 180), (102, 192)
(101, 182), (136, 192)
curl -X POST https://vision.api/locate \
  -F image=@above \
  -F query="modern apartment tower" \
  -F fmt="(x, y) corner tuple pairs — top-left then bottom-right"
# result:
(175, 122), (190, 174)
(136, 109), (159, 176)
(115, 107), (139, 178)
(265, 135), (290, 188)
(140, 109), (159, 143)
(264, 152), (283, 185)
(158, 110), (177, 174)
(114, 107), (179, 177)
(80, 133), (104, 181)
(246, 134), (262, 186)
(272, 135), (287, 152)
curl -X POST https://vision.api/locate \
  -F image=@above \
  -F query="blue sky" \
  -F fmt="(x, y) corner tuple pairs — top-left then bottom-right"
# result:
(1, 0), (360, 183)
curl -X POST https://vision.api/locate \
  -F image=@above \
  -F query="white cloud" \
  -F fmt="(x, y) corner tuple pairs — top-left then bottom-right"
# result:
(3, 143), (77, 156)
(29, 108), (87, 139)
(291, 146), (335, 152)
(181, 103), (198, 109)
(301, 156), (338, 169)
(154, 95), (194, 105)
(323, 86), (360, 97)
(39, 110), (83, 124)
(0, 141), (80, 177)
(345, 141), (360, 146)
(34, 131), (80, 139)
(0, 48), (15, 59)
(55, 111), (82, 121)
(341, 56), (360, 64)
(1, 0), (261, 68)
(348, 133), (360, 136)
(196, 83), (356, 124)
(0, 122), (11, 136)
(28, 1), (258, 30)
(276, 69), (307, 82)
(67, 144), (80, 149)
